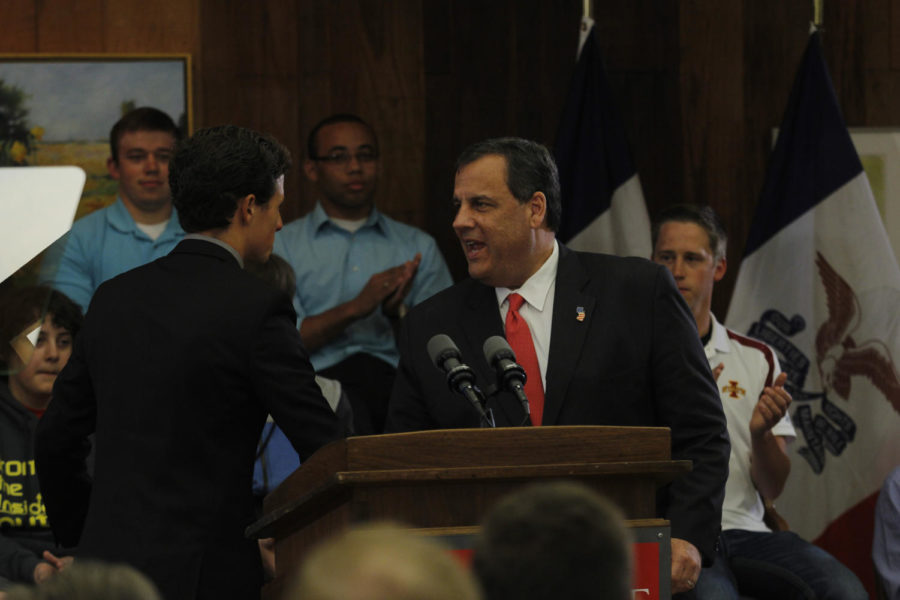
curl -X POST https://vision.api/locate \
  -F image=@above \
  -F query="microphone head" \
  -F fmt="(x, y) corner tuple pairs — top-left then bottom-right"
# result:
(427, 334), (461, 370)
(483, 335), (516, 366)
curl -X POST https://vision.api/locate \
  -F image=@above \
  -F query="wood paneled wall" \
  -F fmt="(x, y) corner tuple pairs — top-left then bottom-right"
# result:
(4, 0), (900, 314)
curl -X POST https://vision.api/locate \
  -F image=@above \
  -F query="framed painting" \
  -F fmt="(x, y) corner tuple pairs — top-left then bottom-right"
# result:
(772, 127), (900, 265)
(848, 128), (900, 265)
(0, 54), (192, 220)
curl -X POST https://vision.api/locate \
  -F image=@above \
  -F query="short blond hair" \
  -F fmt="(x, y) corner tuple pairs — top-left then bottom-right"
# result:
(5, 561), (160, 600)
(286, 523), (482, 600)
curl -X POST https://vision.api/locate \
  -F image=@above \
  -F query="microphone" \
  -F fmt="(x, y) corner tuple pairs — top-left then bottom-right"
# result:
(427, 334), (488, 421)
(482, 335), (530, 418)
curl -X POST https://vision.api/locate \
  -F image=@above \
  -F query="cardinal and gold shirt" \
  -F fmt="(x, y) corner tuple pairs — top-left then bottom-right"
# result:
(705, 314), (796, 532)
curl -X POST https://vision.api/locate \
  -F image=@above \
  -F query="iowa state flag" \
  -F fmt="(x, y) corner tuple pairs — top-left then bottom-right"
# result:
(726, 29), (900, 596)
(554, 17), (650, 257)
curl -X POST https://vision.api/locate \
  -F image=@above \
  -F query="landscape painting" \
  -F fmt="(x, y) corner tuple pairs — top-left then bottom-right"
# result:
(0, 55), (191, 220)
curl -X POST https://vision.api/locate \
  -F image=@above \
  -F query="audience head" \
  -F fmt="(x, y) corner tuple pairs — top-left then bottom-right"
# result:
(287, 522), (483, 600)
(473, 481), (632, 600)
(109, 107), (181, 163)
(170, 125), (291, 261)
(304, 114), (379, 219)
(651, 204), (727, 263)
(5, 560), (161, 600)
(651, 204), (727, 329)
(452, 137), (560, 288)
(306, 114), (378, 160)
(107, 107), (181, 217)
(0, 285), (82, 410)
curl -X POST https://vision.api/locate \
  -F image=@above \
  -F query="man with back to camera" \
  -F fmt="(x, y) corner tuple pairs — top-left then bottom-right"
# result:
(274, 113), (452, 435)
(473, 481), (632, 600)
(34, 125), (342, 600)
(40, 107), (185, 313)
(651, 204), (866, 600)
(386, 137), (729, 596)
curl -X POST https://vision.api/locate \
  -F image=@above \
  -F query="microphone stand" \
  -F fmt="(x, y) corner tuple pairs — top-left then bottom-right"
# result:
(485, 384), (529, 427)
(446, 365), (495, 428)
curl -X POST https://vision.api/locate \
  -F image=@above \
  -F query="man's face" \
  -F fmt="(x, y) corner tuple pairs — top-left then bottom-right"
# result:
(652, 221), (725, 320)
(9, 317), (73, 402)
(305, 122), (378, 218)
(107, 130), (177, 217)
(452, 154), (544, 288)
(246, 176), (285, 263)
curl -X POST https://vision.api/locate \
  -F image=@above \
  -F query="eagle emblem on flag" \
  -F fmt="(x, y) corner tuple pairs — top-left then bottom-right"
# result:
(815, 252), (900, 415)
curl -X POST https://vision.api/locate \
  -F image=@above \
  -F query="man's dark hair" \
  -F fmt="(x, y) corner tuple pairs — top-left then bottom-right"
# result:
(109, 107), (182, 162)
(473, 481), (632, 600)
(455, 137), (562, 232)
(169, 125), (292, 233)
(0, 285), (83, 370)
(651, 204), (728, 261)
(306, 113), (378, 159)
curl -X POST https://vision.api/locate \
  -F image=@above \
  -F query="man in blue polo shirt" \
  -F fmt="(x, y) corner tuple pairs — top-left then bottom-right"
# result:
(275, 113), (452, 435)
(41, 107), (184, 312)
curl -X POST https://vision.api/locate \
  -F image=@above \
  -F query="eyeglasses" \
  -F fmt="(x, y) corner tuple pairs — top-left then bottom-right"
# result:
(312, 150), (379, 166)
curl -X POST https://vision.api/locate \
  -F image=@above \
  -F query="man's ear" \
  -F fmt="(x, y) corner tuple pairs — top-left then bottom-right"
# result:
(236, 194), (257, 225)
(527, 191), (548, 229)
(304, 159), (319, 183)
(106, 156), (120, 180)
(714, 256), (727, 282)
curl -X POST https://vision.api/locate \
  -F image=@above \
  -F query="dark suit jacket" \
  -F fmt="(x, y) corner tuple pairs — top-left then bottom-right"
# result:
(386, 245), (729, 562)
(35, 239), (341, 600)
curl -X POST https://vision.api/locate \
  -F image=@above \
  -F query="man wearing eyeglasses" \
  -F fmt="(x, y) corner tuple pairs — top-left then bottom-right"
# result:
(40, 107), (185, 313)
(274, 114), (452, 435)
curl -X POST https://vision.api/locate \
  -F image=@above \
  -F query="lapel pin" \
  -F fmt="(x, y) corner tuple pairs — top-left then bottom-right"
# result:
(576, 306), (585, 322)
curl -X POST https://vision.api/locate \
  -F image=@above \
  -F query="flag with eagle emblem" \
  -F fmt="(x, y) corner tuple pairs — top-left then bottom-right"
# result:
(726, 28), (900, 596)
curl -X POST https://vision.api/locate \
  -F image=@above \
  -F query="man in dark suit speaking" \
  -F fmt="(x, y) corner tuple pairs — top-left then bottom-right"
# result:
(386, 137), (729, 596)
(35, 126), (342, 599)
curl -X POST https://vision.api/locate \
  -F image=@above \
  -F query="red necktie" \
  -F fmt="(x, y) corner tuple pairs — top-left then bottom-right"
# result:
(505, 293), (544, 425)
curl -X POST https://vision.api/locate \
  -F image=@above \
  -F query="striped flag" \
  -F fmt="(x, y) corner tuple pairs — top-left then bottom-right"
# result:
(554, 17), (650, 258)
(725, 28), (900, 597)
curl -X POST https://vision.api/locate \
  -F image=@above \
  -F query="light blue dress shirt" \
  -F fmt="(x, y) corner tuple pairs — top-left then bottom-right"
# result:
(274, 202), (453, 371)
(40, 198), (185, 312)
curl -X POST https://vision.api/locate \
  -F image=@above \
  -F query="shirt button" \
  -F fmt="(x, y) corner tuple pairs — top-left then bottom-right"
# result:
(352, 266), (359, 272)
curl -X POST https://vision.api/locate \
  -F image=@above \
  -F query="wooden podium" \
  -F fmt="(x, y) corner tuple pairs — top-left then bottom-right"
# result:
(247, 425), (690, 599)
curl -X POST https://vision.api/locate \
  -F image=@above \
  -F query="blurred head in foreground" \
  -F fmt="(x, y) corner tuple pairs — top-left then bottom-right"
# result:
(5, 560), (161, 600)
(286, 522), (482, 600)
(473, 481), (633, 600)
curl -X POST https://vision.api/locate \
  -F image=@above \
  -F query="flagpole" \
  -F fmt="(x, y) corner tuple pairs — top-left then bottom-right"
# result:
(583, 0), (592, 20)
(813, 0), (823, 28)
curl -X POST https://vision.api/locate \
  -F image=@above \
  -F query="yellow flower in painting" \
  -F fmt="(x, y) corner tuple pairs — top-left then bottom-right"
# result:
(9, 141), (28, 163)
(30, 126), (45, 140)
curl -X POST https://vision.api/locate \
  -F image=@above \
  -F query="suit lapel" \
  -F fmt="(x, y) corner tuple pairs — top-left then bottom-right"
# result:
(542, 246), (595, 425)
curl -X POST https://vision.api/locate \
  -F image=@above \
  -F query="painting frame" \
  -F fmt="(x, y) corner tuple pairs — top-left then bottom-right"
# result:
(0, 53), (192, 219)
(847, 127), (900, 265)
(772, 126), (900, 265)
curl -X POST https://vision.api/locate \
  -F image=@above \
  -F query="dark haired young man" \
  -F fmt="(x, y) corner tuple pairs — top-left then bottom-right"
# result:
(41, 107), (184, 312)
(35, 125), (341, 600)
